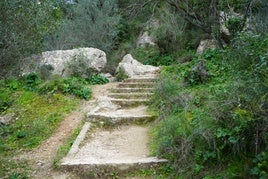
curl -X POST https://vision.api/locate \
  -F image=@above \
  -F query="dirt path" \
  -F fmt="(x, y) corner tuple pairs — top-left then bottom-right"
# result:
(19, 83), (117, 179)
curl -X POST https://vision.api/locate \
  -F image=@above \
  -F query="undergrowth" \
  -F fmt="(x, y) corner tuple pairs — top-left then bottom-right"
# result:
(150, 32), (268, 178)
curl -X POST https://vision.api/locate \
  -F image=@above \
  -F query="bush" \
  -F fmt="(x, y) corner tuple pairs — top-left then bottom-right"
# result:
(39, 64), (54, 80)
(150, 33), (268, 177)
(115, 67), (128, 82)
(86, 74), (109, 85)
(251, 152), (268, 178)
(226, 17), (244, 37)
(67, 53), (94, 78)
(131, 47), (177, 66)
(22, 73), (41, 91)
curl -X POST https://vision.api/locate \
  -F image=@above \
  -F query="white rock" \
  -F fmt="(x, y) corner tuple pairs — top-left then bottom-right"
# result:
(0, 114), (14, 126)
(22, 48), (107, 77)
(197, 39), (216, 54)
(116, 54), (160, 78)
(137, 31), (156, 47)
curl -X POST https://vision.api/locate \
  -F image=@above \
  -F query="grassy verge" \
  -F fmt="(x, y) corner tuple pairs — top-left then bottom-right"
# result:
(0, 77), (84, 178)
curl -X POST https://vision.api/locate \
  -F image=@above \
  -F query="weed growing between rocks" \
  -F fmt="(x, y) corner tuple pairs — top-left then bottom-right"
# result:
(150, 33), (268, 178)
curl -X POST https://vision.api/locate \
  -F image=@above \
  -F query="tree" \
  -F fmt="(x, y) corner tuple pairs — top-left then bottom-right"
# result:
(166, 0), (260, 48)
(0, 0), (62, 78)
(45, 0), (121, 53)
(122, 0), (264, 48)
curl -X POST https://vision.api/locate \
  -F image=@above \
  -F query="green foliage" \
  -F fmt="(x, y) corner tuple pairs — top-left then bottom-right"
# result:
(115, 68), (128, 82)
(67, 53), (94, 78)
(22, 73), (41, 91)
(184, 60), (209, 86)
(251, 152), (268, 178)
(86, 74), (109, 85)
(0, 90), (12, 113)
(0, 90), (78, 177)
(0, 0), (62, 78)
(153, 3), (187, 55)
(150, 33), (268, 177)
(39, 64), (54, 80)
(226, 17), (244, 37)
(45, 0), (121, 53)
(38, 77), (92, 100)
(132, 47), (177, 66)
(132, 46), (160, 65)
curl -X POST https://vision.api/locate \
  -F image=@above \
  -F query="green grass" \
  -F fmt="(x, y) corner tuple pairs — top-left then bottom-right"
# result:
(0, 83), (80, 178)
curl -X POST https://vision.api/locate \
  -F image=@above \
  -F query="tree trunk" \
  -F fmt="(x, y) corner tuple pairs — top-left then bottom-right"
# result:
(211, 0), (224, 48)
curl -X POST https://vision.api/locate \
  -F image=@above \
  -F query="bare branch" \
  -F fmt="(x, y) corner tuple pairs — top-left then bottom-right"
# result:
(167, 0), (211, 33)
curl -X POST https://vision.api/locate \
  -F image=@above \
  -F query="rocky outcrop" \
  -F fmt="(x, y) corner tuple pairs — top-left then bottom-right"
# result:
(197, 39), (216, 54)
(22, 48), (107, 77)
(116, 54), (160, 78)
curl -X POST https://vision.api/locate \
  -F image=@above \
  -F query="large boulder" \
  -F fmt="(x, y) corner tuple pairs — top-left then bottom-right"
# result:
(22, 47), (107, 77)
(116, 54), (160, 78)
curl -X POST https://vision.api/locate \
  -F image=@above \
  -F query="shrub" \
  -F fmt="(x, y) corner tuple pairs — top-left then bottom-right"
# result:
(131, 46), (160, 65)
(0, 1), (61, 78)
(251, 152), (268, 178)
(22, 73), (41, 91)
(38, 77), (91, 100)
(39, 64), (54, 80)
(67, 53), (94, 78)
(115, 68), (128, 82)
(150, 33), (268, 177)
(86, 74), (109, 85)
(184, 60), (209, 86)
(225, 17), (244, 37)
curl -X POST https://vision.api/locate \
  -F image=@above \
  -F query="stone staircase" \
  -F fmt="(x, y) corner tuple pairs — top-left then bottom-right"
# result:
(60, 74), (167, 177)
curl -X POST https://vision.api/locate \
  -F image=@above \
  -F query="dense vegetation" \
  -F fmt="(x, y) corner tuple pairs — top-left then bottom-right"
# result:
(0, 0), (267, 178)
(150, 33), (268, 178)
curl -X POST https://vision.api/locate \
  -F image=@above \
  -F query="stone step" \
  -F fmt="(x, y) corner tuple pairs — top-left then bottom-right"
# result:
(87, 105), (156, 124)
(60, 124), (167, 177)
(111, 99), (149, 107)
(108, 92), (153, 100)
(124, 77), (158, 83)
(87, 113), (156, 124)
(111, 88), (154, 93)
(118, 82), (155, 89)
